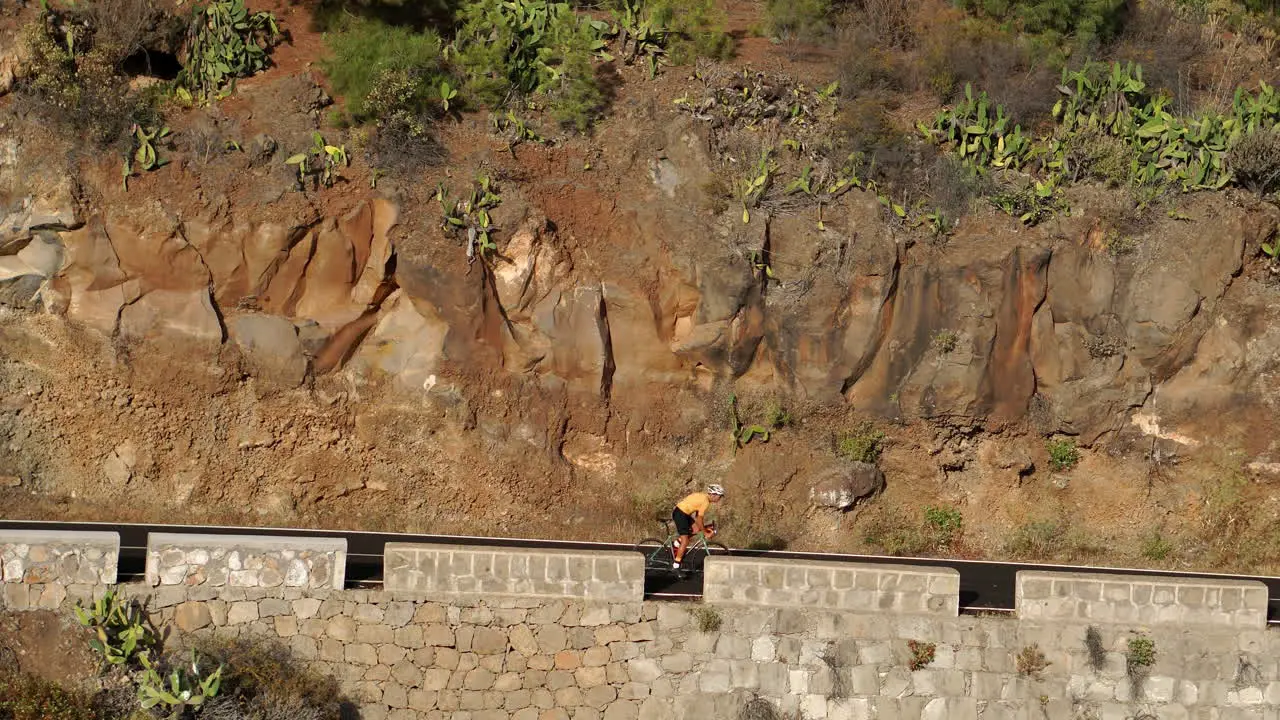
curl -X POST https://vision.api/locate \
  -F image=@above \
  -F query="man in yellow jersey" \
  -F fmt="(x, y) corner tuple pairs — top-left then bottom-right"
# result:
(671, 484), (724, 570)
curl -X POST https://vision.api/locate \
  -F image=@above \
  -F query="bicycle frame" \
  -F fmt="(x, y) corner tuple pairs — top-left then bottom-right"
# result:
(636, 521), (727, 573)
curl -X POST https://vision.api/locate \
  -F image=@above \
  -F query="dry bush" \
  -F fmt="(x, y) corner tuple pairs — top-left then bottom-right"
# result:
(832, 96), (924, 194)
(917, 19), (1058, 127)
(82, 0), (184, 70)
(850, 0), (922, 50)
(0, 669), (98, 720)
(1003, 516), (1103, 562)
(16, 6), (168, 150)
(1194, 473), (1280, 571)
(194, 637), (353, 720)
(1106, 0), (1204, 113)
(835, 27), (907, 98)
(1063, 129), (1136, 186)
(739, 695), (785, 720)
(1227, 128), (1280, 194)
(367, 119), (448, 176)
(1084, 626), (1107, 672)
(922, 154), (990, 223)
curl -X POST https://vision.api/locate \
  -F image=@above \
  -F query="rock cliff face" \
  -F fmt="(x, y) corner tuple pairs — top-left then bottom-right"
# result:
(1, 61), (1278, 561)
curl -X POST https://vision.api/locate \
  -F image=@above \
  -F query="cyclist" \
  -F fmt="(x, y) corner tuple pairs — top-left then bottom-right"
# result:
(671, 484), (725, 570)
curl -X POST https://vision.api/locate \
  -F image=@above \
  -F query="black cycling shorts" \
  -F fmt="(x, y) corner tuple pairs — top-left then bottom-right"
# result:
(672, 507), (696, 536)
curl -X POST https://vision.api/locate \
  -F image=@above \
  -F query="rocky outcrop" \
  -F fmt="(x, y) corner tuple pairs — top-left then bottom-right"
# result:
(10, 178), (1272, 451)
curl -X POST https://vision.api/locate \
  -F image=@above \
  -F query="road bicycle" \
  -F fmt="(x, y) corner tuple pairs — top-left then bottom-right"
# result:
(636, 518), (730, 574)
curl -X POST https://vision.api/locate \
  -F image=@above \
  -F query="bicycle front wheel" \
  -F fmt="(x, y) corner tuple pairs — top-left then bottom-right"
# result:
(683, 542), (730, 572)
(635, 538), (670, 571)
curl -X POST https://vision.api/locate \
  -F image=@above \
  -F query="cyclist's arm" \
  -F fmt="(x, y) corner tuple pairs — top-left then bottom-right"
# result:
(692, 510), (705, 533)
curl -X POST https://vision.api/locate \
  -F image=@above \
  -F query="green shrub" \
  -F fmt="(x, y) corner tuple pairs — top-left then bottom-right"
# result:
(1194, 472), (1280, 570)
(957, 0), (1129, 46)
(1126, 635), (1156, 668)
(313, 0), (458, 29)
(765, 0), (834, 42)
(629, 476), (679, 526)
(648, 0), (732, 64)
(0, 671), (99, 720)
(864, 506), (962, 556)
(923, 506), (963, 547)
(1046, 438), (1080, 471)
(989, 179), (1064, 225)
(546, 21), (608, 132)
(1140, 532), (1174, 561)
(453, 0), (594, 103)
(323, 18), (448, 123)
(863, 516), (930, 556)
(931, 330), (959, 353)
(837, 422), (885, 464)
(763, 400), (792, 429)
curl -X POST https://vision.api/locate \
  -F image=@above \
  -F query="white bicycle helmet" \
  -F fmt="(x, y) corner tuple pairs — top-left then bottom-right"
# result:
(707, 484), (725, 496)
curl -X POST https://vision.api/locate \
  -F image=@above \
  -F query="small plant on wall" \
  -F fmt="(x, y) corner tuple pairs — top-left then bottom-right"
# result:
(1016, 644), (1050, 678)
(907, 640), (936, 671)
(1126, 634), (1157, 698)
(690, 605), (723, 633)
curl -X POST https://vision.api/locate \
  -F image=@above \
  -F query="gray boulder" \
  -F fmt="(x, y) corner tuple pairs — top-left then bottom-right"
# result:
(231, 314), (308, 389)
(810, 462), (885, 510)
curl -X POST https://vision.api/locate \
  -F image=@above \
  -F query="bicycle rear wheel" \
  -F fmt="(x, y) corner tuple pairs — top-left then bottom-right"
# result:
(635, 539), (671, 572)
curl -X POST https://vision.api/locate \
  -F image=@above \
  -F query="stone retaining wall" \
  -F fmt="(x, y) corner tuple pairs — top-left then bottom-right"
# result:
(145, 533), (346, 589)
(0, 529), (119, 585)
(1016, 570), (1269, 629)
(383, 544), (643, 603)
(703, 556), (961, 617)
(6, 582), (1280, 720)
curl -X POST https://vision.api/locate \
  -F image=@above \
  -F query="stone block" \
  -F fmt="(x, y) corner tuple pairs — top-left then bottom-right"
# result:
(1016, 571), (1268, 629)
(383, 544), (643, 601)
(226, 601), (259, 624)
(703, 557), (959, 615)
(357, 624), (395, 644)
(145, 534), (346, 589)
(0, 530), (120, 585)
(174, 601), (211, 632)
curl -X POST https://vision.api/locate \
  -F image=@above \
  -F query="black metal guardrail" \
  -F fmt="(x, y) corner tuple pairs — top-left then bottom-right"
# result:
(2, 519), (1278, 622)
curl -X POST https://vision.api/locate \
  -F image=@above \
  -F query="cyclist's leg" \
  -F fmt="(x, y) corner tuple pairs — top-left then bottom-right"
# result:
(674, 535), (691, 562)
(671, 507), (695, 568)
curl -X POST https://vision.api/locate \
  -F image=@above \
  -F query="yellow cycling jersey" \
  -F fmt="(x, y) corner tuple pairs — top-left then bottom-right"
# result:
(676, 492), (711, 517)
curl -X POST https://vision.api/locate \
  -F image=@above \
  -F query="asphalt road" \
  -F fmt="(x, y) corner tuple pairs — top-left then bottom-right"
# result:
(4, 519), (1278, 622)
